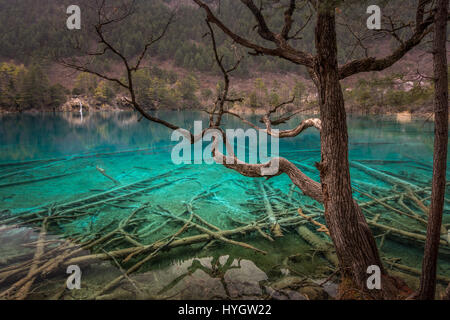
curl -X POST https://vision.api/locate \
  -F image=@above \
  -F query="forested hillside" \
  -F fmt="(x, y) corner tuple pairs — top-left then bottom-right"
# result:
(0, 0), (437, 113)
(0, 0), (313, 74)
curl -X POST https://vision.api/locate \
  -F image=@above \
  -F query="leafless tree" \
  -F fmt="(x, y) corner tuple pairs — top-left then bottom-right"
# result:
(60, 0), (442, 298)
(417, 0), (448, 300)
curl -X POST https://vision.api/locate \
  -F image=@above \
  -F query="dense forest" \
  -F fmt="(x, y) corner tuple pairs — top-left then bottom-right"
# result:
(0, 0), (315, 74)
(0, 63), (67, 111)
(0, 0), (438, 112)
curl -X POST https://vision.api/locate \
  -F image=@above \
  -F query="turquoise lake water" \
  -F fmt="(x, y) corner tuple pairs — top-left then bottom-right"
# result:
(0, 111), (448, 299)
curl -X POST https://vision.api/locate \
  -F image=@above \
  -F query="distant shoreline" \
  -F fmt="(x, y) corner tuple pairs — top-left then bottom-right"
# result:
(0, 108), (438, 122)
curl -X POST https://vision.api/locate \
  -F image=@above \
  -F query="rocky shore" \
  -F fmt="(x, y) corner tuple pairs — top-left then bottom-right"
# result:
(0, 95), (437, 121)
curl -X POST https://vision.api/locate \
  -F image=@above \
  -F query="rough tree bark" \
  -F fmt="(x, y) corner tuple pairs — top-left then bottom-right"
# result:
(417, 0), (449, 300)
(314, 4), (391, 298)
(191, 0), (436, 298)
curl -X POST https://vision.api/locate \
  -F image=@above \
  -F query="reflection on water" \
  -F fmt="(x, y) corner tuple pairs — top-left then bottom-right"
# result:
(0, 111), (448, 300)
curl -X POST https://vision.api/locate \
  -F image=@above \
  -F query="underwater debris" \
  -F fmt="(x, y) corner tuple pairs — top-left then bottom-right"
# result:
(96, 166), (120, 186)
(0, 172), (79, 190)
(0, 160), (448, 300)
(350, 161), (420, 191)
(258, 181), (283, 238)
(296, 226), (338, 267)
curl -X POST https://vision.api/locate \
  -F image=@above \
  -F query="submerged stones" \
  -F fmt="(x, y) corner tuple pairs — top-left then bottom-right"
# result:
(223, 259), (268, 298)
(72, 255), (333, 300)
(267, 276), (330, 300)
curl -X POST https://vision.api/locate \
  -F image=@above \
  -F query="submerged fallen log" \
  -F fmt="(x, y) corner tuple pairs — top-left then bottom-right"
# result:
(0, 159), (68, 181)
(355, 187), (428, 227)
(65, 216), (305, 267)
(0, 171), (78, 189)
(0, 166), (188, 225)
(350, 161), (420, 191)
(91, 211), (195, 299)
(58, 180), (174, 217)
(0, 146), (173, 172)
(0, 205), (150, 296)
(1, 167), (447, 300)
(383, 259), (450, 285)
(298, 209), (330, 236)
(0, 157), (64, 169)
(156, 204), (267, 255)
(296, 226), (338, 267)
(406, 188), (429, 216)
(13, 217), (49, 300)
(96, 166), (120, 186)
(258, 181), (283, 237)
(369, 220), (449, 248)
(354, 159), (429, 167)
(358, 185), (433, 208)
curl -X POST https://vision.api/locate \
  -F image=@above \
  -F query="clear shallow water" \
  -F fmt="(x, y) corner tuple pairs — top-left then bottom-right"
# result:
(0, 111), (448, 299)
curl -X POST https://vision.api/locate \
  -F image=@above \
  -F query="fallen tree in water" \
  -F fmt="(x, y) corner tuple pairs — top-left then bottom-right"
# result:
(0, 183), (315, 300)
(0, 168), (448, 300)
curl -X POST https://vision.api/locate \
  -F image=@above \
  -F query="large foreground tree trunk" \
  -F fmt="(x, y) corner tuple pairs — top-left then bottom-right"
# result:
(417, 0), (449, 300)
(314, 4), (402, 299)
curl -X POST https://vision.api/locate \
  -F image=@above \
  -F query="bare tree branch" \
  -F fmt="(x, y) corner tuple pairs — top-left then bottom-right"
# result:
(192, 0), (314, 67)
(338, 0), (437, 79)
(57, 59), (129, 89)
(209, 128), (323, 202)
(281, 0), (297, 39)
(60, 0), (325, 205)
(131, 11), (176, 72)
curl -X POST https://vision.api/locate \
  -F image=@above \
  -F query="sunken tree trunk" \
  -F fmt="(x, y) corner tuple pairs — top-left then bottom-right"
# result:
(314, 3), (390, 298)
(417, 0), (449, 300)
